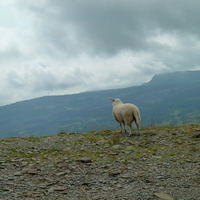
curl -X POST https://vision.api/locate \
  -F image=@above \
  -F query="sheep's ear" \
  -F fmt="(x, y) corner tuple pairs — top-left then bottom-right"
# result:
(110, 98), (115, 101)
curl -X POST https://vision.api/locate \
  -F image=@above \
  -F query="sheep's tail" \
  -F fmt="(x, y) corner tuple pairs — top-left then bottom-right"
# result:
(134, 110), (141, 134)
(135, 110), (141, 124)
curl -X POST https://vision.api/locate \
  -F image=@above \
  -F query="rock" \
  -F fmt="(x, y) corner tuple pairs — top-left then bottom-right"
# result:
(116, 184), (123, 188)
(25, 169), (39, 175)
(56, 172), (66, 176)
(76, 157), (93, 163)
(14, 172), (22, 176)
(32, 192), (45, 197)
(121, 175), (130, 179)
(155, 192), (174, 200)
(145, 179), (155, 183)
(155, 176), (164, 179)
(193, 132), (200, 138)
(47, 187), (55, 193)
(53, 186), (66, 191)
(11, 158), (24, 162)
(7, 177), (14, 180)
(82, 182), (91, 186)
(108, 152), (118, 155)
(109, 171), (121, 176)
(21, 161), (29, 167)
(65, 169), (71, 174)
(102, 187), (114, 191)
(112, 145), (120, 149)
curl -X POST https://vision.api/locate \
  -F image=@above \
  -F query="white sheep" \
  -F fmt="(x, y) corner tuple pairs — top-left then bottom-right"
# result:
(110, 98), (141, 136)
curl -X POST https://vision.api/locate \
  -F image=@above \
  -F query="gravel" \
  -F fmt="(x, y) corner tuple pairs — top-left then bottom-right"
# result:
(0, 125), (200, 199)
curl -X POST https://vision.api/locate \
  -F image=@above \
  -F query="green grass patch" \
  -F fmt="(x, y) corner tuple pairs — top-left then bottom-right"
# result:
(22, 136), (41, 142)
(107, 135), (122, 146)
(57, 131), (68, 136)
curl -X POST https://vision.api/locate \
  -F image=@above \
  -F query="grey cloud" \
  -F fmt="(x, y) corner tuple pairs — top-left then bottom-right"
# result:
(0, 46), (21, 63)
(20, 0), (200, 56)
(6, 71), (24, 88)
(28, 65), (88, 92)
(2, 0), (200, 106)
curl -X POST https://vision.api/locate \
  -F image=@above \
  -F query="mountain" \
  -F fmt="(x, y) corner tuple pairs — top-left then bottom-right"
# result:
(1, 70), (200, 138)
(147, 70), (200, 86)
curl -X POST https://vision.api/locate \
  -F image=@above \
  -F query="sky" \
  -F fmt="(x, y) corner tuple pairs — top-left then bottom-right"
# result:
(1, 0), (200, 106)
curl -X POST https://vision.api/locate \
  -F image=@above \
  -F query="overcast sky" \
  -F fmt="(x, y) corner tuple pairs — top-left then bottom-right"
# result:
(1, 0), (200, 106)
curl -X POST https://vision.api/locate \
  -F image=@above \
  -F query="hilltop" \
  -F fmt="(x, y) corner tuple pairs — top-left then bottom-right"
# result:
(0, 124), (200, 199)
(0, 70), (200, 138)
(147, 70), (200, 86)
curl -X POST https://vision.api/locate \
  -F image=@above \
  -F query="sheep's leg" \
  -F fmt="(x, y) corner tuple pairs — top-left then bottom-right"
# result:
(128, 124), (132, 136)
(123, 123), (127, 133)
(119, 123), (123, 133)
(136, 123), (140, 136)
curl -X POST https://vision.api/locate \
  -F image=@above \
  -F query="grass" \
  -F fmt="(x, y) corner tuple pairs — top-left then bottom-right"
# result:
(57, 131), (69, 137)
(107, 135), (122, 145)
(0, 123), (200, 164)
(44, 148), (62, 154)
(22, 136), (41, 142)
(189, 146), (199, 152)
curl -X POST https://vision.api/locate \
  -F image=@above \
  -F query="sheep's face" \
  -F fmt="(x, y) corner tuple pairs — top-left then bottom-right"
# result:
(110, 98), (115, 107)
(110, 98), (122, 107)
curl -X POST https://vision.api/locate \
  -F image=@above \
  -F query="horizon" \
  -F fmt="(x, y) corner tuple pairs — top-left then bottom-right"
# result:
(1, 69), (199, 107)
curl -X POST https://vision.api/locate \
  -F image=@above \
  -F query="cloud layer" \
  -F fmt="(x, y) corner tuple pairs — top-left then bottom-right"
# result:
(1, 0), (200, 105)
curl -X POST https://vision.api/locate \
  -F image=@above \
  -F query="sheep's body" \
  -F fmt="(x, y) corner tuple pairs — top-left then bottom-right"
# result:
(111, 98), (141, 136)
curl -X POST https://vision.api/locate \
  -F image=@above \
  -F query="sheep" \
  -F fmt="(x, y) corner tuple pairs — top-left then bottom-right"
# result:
(110, 98), (141, 136)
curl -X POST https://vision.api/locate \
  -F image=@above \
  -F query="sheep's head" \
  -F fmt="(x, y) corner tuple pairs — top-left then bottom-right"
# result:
(110, 98), (122, 107)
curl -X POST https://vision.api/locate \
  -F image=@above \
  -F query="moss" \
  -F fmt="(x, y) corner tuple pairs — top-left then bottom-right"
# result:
(107, 135), (122, 146)
(0, 124), (200, 165)
(82, 134), (100, 143)
(22, 136), (41, 142)
(190, 146), (199, 152)
(57, 131), (68, 136)
(44, 148), (61, 154)
(168, 153), (177, 156)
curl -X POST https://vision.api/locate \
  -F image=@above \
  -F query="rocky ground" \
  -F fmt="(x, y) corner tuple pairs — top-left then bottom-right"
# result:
(0, 124), (200, 200)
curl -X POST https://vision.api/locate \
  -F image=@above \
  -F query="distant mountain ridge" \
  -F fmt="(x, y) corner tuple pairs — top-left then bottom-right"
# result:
(0, 70), (200, 138)
(148, 70), (200, 86)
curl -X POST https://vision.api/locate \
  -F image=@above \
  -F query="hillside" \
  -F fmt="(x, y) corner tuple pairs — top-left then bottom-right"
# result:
(0, 70), (200, 138)
(0, 124), (200, 199)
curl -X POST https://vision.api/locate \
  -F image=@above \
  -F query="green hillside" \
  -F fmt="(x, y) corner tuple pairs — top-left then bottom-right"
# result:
(0, 70), (200, 138)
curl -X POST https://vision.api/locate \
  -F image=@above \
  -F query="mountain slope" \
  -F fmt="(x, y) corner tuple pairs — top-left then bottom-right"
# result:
(0, 70), (200, 138)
